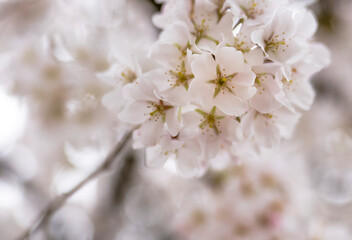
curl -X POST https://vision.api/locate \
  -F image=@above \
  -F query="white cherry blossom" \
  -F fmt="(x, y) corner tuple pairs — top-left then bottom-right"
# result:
(118, 78), (180, 146)
(241, 107), (301, 148)
(279, 43), (330, 111)
(149, 22), (194, 106)
(183, 106), (240, 159)
(145, 130), (204, 178)
(153, 0), (235, 51)
(230, 23), (265, 65)
(99, 57), (142, 115)
(251, 7), (317, 79)
(189, 45), (256, 116)
(229, 0), (288, 27)
(249, 63), (284, 113)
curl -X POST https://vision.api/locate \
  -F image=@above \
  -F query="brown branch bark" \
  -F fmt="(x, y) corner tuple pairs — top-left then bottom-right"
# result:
(15, 131), (133, 240)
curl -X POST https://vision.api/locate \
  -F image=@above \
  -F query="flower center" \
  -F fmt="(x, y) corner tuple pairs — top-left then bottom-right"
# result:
(219, 77), (227, 85)
(264, 32), (288, 53)
(168, 60), (194, 90)
(148, 100), (173, 122)
(196, 106), (225, 136)
(208, 64), (237, 98)
(240, 1), (266, 19)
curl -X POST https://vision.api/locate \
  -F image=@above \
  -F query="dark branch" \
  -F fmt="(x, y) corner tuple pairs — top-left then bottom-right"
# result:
(15, 130), (134, 240)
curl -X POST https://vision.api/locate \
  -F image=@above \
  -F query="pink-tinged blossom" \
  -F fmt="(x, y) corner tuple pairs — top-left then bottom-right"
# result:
(251, 7), (317, 79)
(182, 106), (240, 159)
(118, 78), (180, 146)
(249, 63), (284, 113)
(149, 22), (194, 106)
(145, 130), (205, 178)
(279, 43), (330, 111)
(189, 45), (256, 116)
(99, 57), (142, 115)
(153, 0), (234, 51)
(241, 107), (301, 148)
(230, 24), (265, 65)
(172, 159), (311, 239)
(229, 0), (288, 27)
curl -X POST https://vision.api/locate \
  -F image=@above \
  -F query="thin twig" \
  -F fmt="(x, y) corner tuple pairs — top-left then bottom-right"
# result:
(15, 131), (133, 240)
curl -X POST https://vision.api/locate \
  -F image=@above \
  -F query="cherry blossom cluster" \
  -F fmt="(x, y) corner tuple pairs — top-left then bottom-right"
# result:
(118, 0), (329, 177)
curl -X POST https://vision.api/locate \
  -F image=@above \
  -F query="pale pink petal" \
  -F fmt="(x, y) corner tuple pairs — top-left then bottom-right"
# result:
(216, 46), (244, 75)
(203, 137), (220, 159)
(249, 90), (282, 113)
(118, 101), (151, 124)
(165, 107), (180, 136)
(182, 111), (202, 138)
(244, 47), (265, 66)
(273, 108), (301, 139)
(285, 80), (315, 111)
(145, 69), (171, 92)
(251, 29), (265, 51)
(150, 43), (182, 69)
(102, 87), (124, 114)
(254, 115), (280, 148)
(294, 10), (317, 39)
(176, 141), (203, 178)
(206, 12), (235, 44)
(188, 80), (214, 109)
(138, 117), (164, 146)
(233, 85), (256, 100)
(213, 92), (247, 116)
(161, 85), (189, 106)
(191, 53), (217, 81)
(159, 21), (191, 46)
(231, 66), (256, 87)
(145, 145), (168, 168)
(124, 79), (158, 102)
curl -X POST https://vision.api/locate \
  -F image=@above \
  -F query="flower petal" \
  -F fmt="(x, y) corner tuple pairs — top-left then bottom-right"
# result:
(165, 107), (180, 136)
(213, 92), (247, 116)
(191, 53), (217, 81)
(216, 46), (244, 76)
(118, 101), (151, 124)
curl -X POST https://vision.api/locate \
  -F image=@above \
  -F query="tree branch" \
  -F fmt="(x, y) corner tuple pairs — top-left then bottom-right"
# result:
(15, 130), (134, 240)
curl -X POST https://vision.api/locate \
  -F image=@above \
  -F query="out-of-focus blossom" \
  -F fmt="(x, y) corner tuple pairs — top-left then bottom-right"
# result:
(170, 157), (313, 240)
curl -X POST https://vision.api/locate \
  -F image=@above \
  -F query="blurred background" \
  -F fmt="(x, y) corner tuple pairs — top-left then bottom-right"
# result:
(1, 0), (352, 239)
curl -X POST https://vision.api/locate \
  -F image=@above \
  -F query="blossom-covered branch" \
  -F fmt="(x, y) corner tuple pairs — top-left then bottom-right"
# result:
(114, 0), (330, 177)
